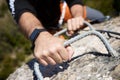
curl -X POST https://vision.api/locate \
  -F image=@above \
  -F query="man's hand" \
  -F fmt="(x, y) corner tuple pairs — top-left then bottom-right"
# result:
(34, 31), (74, 66)
(18, 12), (74, 66)
(67, 16), (84, 35)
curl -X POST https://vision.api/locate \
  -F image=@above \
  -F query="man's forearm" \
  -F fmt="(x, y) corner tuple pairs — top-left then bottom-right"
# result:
(18, 12), (45, 38)
(70, 4), (84, 17)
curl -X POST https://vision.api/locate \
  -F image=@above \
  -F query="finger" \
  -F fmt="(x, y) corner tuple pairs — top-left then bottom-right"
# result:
(34, 51), (49, 66)
(76, 18), (81, 29)
(49, 51), (63, 64)
(75, 17), (83, 30)
(57, 45), (69, 61)
(33, 51), (49, 66)
(71, 18), (77, 31)
(40, 54), (57, 65)
(79, 17), (84, 28)
(67, 19), (72, 31)
(75, 18), (81, 30)
(45, 56), (57, 65)
(67, 19), (75, 35)
(41, 50), (59, 65)
(66, 46), (74, 60)
(38, 58), (48, 66)
(74, 17), (84, 30)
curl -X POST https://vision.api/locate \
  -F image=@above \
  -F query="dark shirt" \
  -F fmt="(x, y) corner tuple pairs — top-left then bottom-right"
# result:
(6, 0), (83, 28)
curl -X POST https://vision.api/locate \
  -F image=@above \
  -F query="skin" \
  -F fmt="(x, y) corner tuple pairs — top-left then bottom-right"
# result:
(68, 5), (84, 35)
(19, 4), (84, 66)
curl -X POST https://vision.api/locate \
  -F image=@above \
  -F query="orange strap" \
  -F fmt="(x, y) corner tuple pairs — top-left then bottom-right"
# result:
(83, 6), (87, 19)
(60, 2), (72, 22)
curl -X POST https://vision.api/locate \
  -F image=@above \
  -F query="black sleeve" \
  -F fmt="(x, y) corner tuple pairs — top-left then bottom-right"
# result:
(66, 0), (84, 8)
(6, 0), (36, 23)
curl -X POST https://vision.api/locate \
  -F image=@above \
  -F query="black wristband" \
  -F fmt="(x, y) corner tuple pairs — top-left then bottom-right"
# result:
(29, 28), (46, 49)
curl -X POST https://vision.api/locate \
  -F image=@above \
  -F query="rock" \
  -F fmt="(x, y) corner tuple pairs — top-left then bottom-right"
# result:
(7, 17), (120, 80)
(7, 64), (34, 80)
(111, 64), (120, 79)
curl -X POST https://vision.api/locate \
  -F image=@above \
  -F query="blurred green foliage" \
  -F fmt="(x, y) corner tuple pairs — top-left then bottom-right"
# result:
(0, 1), (32, 80)
(85, 0), (113, 14)
(84, 0), (120, 16)
(0, 1), (8, 17)
(0, 0), (119, 80)
(113, 0), (120, 15)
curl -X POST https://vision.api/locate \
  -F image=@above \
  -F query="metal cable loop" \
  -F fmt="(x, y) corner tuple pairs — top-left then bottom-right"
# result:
(63, 30), (118, 57)
(34, 62), (44, 80)
(34, 21), (118, 80)
(54, 21), (95, 37)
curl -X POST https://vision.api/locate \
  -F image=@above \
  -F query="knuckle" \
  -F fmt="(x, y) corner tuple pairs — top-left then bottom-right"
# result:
(42, 50), (49, 57)
(56, 44), (63, 50)
(49, 47), (57, 55)
(49, 43), (63, 54)
(34, 52), (40, 59)
(39, 60), (48, 66)
(50, 61), (57, 65)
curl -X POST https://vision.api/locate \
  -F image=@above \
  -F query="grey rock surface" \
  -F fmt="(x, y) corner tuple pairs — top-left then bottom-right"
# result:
(7, 17), (120, 80)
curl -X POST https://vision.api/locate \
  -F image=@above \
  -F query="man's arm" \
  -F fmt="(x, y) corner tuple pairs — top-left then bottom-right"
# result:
(19, 12), (74, 66)
(6, 0), (74, 66)
(18, 12), (44, 38)
(67, 3), (84, 34)
(6, 0), (42, 37)
(66, 0), (84, 17)
(70, 4), (83, 17)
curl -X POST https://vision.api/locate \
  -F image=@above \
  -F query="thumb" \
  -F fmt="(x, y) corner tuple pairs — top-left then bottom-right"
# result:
(66, 46), (74, 60)
(67, 31), (74, 36)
